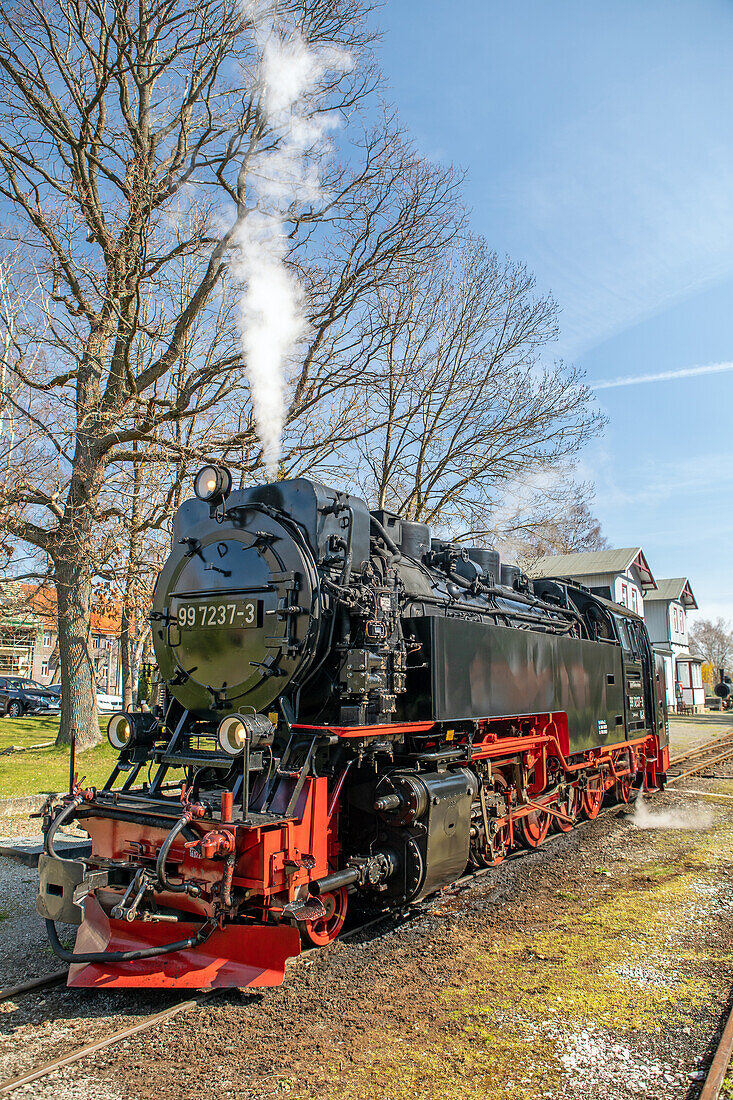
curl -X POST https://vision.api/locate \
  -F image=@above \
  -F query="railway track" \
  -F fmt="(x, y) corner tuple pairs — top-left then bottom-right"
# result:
(0, 908), (401, 1096)
(699, 996), (733, 1100)
(0, 788), (652, 1085)
(1, 741), (726, 1097)
(667, 730), (733, 785)
(667, 728), (733, 1099)
(0, 805), (630, 1096)
(0, 970), (67, 1004)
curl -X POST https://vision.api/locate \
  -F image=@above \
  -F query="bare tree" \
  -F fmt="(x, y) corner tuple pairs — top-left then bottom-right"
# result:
(0, 0), (458, 747)
(0, 0), (604, 755)
(689, 618), (733, 672)
(498, 480), (608, 568)
(349, 235), (605, 536)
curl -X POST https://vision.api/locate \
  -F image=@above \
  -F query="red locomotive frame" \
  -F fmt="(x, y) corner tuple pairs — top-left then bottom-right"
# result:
(61, 712), (666, 990)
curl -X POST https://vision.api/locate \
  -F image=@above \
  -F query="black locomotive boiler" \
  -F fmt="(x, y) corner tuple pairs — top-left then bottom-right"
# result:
(38, 471), (668, 988)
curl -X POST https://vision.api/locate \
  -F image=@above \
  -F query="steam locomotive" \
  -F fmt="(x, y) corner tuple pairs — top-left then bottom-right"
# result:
(715, 672), (733, 710)
(37, 471), (668, 989)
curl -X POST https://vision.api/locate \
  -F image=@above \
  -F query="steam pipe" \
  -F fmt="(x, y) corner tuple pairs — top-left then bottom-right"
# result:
(309, 867), (361, 895)
(412, 590), (575, 634)
(446, 568), (580, 618)
(340, 504), (355, 585)
(369, 515), (401, 560)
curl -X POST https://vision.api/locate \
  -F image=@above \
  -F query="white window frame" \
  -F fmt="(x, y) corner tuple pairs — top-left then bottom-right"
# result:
(40, 659), (49, 677)
(620, 581), (628, 607)
(42, 632), (52, 648)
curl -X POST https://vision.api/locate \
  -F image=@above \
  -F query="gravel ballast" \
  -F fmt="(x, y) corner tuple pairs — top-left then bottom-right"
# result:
(1, 719), (732, 1100)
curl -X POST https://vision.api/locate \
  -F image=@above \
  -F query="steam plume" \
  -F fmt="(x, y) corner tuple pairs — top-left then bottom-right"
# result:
(234, 1), (351, 478)
(632, 792), (713, 831)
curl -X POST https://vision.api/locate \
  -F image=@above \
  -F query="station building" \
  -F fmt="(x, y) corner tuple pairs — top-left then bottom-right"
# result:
(643, 578), (704, 713)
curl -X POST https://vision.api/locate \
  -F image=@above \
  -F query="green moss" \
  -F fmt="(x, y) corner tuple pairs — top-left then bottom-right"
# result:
(299, 809), (732, 1100)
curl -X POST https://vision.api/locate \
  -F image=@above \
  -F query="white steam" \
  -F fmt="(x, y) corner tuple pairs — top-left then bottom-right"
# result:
(632, 792), (713, 831)
(233, 1), (351, 479)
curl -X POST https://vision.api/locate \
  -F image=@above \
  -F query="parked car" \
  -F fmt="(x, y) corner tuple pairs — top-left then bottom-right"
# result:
(96, 689), (123, 713)
(46, 683), (123, 714)
(0, 677), (62, 718)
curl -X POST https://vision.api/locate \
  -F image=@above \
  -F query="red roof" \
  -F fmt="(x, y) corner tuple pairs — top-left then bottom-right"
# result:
(21, 585), (121, 635)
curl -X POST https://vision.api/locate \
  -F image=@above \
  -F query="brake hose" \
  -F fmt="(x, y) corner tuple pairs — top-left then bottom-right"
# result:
(156, 814), (201, 897)
(44, 794), (85, 857)
(45, 916), (216, 963)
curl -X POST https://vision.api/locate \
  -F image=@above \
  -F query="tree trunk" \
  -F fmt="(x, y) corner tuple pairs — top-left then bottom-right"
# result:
(120, 599), (134, 710)
(55, 556), (100, 749)
(132, 629), (147, 706)
(120, 441), (142, 710)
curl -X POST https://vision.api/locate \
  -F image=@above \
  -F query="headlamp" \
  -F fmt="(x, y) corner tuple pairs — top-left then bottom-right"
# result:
(218, 714), (248, 756)
(217, 712), (276, 756)
(194, 464), (232, 505)
(107, 710), (159, 751)
(107, 712), (133, 750)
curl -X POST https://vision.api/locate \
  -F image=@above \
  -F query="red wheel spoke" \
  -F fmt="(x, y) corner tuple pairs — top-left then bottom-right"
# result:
(582, 774), (604, 819)
(300, 887), (347, 947)
(517, 804), (551, 848)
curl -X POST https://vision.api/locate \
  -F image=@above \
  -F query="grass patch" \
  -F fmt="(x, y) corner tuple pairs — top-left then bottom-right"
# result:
(0, 716), (117, 799)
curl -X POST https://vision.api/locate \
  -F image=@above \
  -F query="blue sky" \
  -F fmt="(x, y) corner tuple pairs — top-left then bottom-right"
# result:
(375, 0), (733, 624)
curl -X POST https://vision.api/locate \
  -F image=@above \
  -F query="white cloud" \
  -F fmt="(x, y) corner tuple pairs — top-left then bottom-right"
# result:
(593, 361), (733, 390)
(587, 447), (733, 511)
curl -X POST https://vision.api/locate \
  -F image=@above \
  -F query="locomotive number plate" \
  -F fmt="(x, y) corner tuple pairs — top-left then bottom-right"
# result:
(176, 599), (262, 629)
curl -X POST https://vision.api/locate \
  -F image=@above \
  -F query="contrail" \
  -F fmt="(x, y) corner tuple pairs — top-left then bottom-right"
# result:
(592, 361), (733, 390)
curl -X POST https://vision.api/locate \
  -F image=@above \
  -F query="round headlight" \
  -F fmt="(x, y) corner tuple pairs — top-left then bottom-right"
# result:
(218, 715), (248, 756)
(194, 464), (232, 505)
(108, 712), (132, 750)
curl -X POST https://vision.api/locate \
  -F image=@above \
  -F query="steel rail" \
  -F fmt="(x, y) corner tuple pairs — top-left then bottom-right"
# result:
(669, 732), (733, 768)
(666, 746), (733, 786)
(0, 759), (700, 1093)
(0, 909), (404, 1096)
(0, 970), (68, 1004)
(698, 998), (733, 1100)
(0, 990), (220, 1096)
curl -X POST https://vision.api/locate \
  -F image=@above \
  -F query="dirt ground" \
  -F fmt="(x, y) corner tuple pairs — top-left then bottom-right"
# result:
(2, 714), (733, 1100)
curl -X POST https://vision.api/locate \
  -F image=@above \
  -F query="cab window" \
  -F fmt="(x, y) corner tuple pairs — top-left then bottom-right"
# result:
(613, 615), (633, 652)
